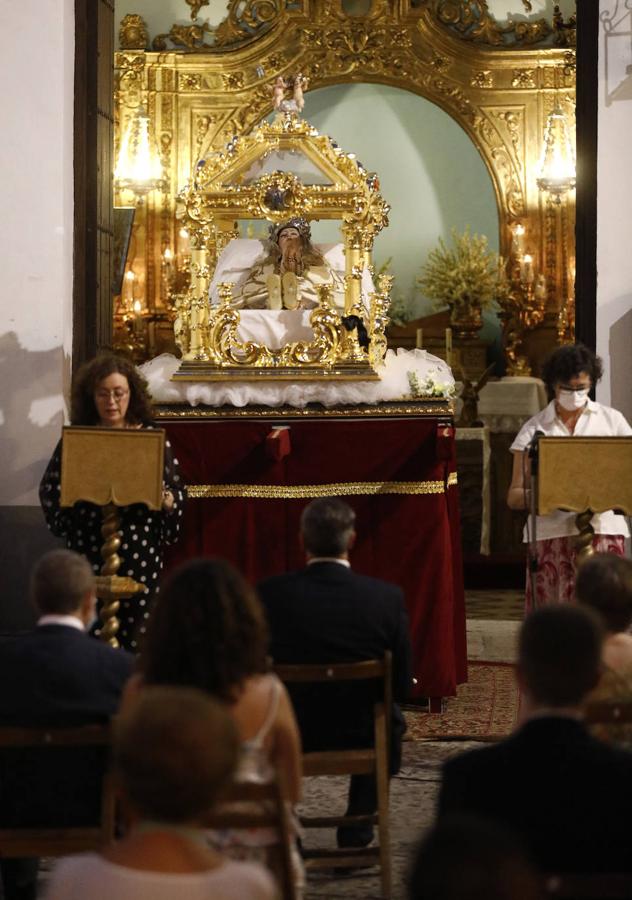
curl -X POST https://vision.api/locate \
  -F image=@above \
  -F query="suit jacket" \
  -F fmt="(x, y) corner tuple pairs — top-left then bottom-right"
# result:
(439, 715), (632, 874)
(0, 624), (134, 827)
(258, 562), (412, 765)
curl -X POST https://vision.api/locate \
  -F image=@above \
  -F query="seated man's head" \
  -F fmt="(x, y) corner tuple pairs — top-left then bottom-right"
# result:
(113, 686), (239, 824)
(31, 549), (96, 629)
(300, 497), (356, 559)
(575, 553), (632, 635)
(518, 604), (603, 710)
(408, 814), (542, 900)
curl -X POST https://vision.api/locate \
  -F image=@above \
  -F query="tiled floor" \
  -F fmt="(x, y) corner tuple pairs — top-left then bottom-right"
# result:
(465, 588), (524, 621)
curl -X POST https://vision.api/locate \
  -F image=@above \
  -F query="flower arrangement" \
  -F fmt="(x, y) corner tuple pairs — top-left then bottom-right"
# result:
(418, 227), (506, 320)
(407, 370), (456, 400)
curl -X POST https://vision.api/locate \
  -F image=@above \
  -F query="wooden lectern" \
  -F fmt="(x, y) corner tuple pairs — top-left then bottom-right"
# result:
(535, 436), (632, 564)
(60, 427), (165, 647)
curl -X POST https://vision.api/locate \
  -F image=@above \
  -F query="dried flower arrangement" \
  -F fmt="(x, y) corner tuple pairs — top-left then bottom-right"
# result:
(418, 227), (506, 321)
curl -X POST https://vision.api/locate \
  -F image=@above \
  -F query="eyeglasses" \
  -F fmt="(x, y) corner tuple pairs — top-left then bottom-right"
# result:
(95, 389), (129, 402)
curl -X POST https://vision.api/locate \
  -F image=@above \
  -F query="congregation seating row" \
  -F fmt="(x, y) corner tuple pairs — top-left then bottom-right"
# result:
(0, 656), (393, 900)
(3, 688), (632, 900)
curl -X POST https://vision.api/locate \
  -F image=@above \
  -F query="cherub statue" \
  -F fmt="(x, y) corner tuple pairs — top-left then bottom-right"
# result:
(455, 363), (495, 428)
(293, 73), (309, 112)
(269, 76), (288, 111)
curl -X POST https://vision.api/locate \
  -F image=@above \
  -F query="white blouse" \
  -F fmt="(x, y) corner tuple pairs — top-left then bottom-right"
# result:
(45, 855), (275, 900)
(510, 399), (632, 541)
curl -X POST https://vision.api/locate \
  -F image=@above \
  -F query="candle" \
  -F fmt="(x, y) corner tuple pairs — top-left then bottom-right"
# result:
(521, 254), (534, 283)
(535, 274), (547, 301)
(132, 299), (143, 334)
(416, 328), (423, 349)
(163, 247), (173, 263)
(124, 270), (135, 301)
(512, 223), (526, 257)
(445, 327), (452, 367)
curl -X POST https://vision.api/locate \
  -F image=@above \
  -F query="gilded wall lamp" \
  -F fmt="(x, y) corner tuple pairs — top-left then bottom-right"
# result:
(114, 106), (164, 201)
(536, 106), (576, 201)
(536, 106), (576, 342)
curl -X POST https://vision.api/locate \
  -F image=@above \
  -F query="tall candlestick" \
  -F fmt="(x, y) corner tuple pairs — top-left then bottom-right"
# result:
(445, 327), (452, 367)
(416, 328), (423, 349)
(512, 223), (526, 257)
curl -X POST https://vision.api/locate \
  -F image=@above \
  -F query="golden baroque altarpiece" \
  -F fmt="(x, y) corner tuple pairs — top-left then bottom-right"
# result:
(114, 0), (576, 379)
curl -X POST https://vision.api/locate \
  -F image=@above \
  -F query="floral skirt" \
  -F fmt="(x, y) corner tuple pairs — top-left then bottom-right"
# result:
(525, 535), (626, 613)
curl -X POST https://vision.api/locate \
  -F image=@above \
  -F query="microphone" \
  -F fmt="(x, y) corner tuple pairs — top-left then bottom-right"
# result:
(528, 429), (545, 454)
(528, 429), (544, 472)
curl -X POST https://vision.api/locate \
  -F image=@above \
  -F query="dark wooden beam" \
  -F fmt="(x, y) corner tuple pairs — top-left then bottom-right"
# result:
(574, 2), (599, 350)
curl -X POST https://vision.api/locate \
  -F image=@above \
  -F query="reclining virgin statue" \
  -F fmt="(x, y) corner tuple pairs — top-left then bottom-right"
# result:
(226, 218), (346, 311)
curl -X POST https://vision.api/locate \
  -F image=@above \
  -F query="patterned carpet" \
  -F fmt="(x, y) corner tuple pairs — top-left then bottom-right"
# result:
(404, 662), (519, 740)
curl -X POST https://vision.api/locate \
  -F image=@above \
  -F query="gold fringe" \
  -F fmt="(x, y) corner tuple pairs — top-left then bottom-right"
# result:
(186, 475), (458, 499)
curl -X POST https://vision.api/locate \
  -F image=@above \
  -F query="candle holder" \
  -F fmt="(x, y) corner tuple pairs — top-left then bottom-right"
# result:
(497, 224), (547, 376)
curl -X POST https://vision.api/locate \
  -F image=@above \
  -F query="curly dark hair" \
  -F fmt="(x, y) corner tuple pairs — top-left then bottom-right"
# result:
(541, 343), (603, 401)
(576, 553), (632, 634)
(140, 558), (269, 702)
(70, 353), (154, 426)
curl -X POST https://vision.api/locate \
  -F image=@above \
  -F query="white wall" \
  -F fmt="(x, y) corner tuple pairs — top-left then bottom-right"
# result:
(0, 0), (74, 506)
(597, 1), (632, 420)
(304, 83), (498, 321)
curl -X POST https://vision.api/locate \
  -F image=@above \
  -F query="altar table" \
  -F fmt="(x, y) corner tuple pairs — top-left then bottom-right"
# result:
(159, 407), (467, 703)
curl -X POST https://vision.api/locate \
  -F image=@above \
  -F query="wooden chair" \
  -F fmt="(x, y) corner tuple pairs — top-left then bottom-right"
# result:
(202, 775), (297, 900)
(275, 652), (393, 899)
(545, 872), (632, 899)
(583, 699), (632, 727)
(0, 723), (115, 858)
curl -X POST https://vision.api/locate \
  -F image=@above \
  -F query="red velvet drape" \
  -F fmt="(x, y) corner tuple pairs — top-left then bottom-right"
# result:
(163, 416), (467, 700)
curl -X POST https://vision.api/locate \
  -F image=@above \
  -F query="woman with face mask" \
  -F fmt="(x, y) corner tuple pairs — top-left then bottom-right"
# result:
(507, 343), (632, 609)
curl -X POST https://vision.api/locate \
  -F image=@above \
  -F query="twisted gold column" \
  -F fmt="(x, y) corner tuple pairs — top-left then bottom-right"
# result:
(99, 504), (123, 647)
(97, 504), (147, 648)
(574, 509), (595, 567)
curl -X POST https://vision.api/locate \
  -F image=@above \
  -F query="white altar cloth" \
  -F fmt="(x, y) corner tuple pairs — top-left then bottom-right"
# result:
(140, 348), (455, 409)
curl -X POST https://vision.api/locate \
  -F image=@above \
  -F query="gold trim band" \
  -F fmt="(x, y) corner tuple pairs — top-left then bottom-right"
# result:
(186, 476), (458, 499)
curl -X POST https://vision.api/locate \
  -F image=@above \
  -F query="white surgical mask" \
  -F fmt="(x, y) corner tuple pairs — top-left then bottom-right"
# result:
(557, 388), (589, 411)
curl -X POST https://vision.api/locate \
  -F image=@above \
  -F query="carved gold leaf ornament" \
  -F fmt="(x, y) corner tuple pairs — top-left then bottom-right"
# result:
(186, 0), (210, 20)
(435, 0), (550, 46)
(119, 14), (149, 50)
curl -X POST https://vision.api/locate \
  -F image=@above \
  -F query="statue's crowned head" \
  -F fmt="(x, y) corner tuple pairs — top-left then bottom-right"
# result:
(269, 217), (312, 246)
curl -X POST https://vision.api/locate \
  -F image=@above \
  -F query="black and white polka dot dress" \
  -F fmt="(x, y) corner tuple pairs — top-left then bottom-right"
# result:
(39, 434), (186, 652)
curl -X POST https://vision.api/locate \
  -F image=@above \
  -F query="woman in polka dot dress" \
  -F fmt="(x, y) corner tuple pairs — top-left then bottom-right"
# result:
(39, 354), (185, 652)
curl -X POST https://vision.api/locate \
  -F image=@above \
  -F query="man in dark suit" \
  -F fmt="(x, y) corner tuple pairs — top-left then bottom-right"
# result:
(438, 604), (632, 875)
(0, 549), (134, 900)
(258, 497), (412, 848)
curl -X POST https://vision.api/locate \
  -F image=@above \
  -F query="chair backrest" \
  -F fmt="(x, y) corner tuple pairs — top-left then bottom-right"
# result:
(274, 652), (393, 748)
(202, 775), (297, 900)
(0, 723), (115, 858)
(583, 701), (632, 726)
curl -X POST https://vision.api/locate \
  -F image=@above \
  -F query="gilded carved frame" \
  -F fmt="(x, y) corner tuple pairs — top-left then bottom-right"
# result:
(114, 0), (576, 369)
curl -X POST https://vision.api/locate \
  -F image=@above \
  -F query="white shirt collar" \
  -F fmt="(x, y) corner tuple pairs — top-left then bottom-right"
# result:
(307, 557), (351, 568)
(541, 397), (597, 425)
(37, 614), (85, 632)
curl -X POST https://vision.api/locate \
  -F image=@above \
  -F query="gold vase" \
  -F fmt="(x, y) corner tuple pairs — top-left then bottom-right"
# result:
(449, 301), (483, 340)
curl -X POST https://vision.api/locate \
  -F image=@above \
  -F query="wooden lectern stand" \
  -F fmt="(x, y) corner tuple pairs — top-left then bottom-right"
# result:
(535, 436), (632, 564)
(60, 427), (165, 647)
